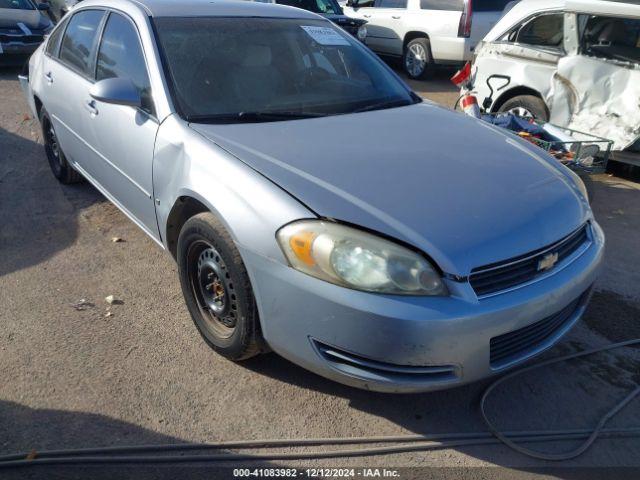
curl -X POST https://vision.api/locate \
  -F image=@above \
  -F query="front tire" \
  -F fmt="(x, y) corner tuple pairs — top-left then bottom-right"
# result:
(403, 38), (432, 80)
(177, 212), (262, 361)
(40, 107), (83, 184)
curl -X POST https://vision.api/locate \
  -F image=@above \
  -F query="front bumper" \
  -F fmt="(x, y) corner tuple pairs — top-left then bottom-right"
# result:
(0, 42), (40, 64)
(241, 222), (604, 393)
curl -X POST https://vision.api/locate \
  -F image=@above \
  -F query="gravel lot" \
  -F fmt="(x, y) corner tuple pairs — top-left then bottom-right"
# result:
(1, 63), (640, 479)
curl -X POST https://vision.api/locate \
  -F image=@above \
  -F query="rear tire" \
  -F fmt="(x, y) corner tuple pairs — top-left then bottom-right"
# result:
(40, 107), (83, 184)
(498, 95), (549, 122)
(177, 212), (263, 361)
(403, 38), (432, 80)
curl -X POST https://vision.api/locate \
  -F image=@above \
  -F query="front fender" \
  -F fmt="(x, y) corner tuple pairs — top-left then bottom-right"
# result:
(152, 115), (314, 263)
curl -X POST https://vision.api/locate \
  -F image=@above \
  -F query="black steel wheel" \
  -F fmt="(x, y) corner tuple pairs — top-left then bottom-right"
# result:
(177, 212), (263, 360)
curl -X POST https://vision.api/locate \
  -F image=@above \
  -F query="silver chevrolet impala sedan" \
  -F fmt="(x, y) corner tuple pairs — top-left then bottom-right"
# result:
(20, 0), (604, 392)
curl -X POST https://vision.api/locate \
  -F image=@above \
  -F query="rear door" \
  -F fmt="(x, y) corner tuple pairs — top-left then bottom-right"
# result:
(364, 0), (407, 55)
(41, 9), (105, 173)
(82, 11), (160, 239)
(344, 0), (381, 51)
(549, 13), (640, 151)
(344, 0), (406, 54)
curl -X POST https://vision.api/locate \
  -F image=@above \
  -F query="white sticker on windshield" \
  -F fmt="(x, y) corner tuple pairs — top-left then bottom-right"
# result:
(300, 26), (350, 46)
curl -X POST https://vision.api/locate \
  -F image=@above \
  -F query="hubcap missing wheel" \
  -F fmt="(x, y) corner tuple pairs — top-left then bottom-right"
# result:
(195, 246), (237, 331)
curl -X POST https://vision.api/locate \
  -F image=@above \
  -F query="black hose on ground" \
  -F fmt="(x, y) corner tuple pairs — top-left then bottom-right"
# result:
(1, 339), (638, 467)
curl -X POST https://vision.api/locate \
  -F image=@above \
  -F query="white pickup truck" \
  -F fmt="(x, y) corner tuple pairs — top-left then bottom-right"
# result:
(343, 0), (513, 79)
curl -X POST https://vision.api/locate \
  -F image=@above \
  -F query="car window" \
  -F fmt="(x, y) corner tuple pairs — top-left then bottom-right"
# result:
(420, 0), (463, 10)
(356, 0), (374, 6)
(375, 0), (406, 8)
(511, 13), (564, 48)
(59, 10), (104, 77)
(0, 0), (35, 9)
(419, 0), (509, 11)
(474, 0), (512, 11)
(153, 17), (418, 122)
(45, 17), (69, 57)
(580, 14), (640, 65)
(96, 12), (154, 114)
(277, 0), (341, 14)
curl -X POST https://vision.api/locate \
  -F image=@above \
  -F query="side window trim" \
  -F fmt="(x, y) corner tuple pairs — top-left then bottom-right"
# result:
(95, 9), (157, 119)
(496, 10), (564, 45)
(56, 9), (107, 83)
(518, 12), (565, 52)
(44, 17), (70, 59)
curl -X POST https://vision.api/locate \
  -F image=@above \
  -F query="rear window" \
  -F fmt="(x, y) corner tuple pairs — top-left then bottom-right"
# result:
(59, 9), (104, 76)
(419, 0), (511, 11)
(475, 0), (512, 11)
(420, 0), (463, 10)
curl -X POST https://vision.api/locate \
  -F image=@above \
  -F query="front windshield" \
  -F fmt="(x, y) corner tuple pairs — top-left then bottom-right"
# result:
(0, 0), (35, 9)
(154, 17), (419, 123)
(277, 0), (341, 15)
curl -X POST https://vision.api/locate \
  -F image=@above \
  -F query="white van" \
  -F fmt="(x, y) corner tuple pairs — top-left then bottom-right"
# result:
(342, 0), (512, 79)
(470, 0), (640, 163)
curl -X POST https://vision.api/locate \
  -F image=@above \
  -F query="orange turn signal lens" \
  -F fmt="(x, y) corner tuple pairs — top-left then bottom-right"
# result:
(289, 231), (317, 266)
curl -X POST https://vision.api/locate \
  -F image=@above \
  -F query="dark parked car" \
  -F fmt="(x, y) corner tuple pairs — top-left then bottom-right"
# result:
(0, 0), (52, 64)
(46, 0), (81, 22)
(248, 0), (367, 40)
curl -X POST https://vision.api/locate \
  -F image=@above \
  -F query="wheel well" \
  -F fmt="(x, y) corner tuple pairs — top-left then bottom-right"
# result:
(403, 31), (429, 50)
(33, 95), (43, 119)
(166, 196), (209, 259)
(491, 86), (546, 113)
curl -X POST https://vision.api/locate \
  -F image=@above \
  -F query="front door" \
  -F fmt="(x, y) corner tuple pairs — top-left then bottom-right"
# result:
(82, 11), (160, 240)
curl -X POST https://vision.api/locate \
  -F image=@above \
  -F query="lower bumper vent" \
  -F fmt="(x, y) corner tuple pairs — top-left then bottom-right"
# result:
(313, 340), (458, 383)
(490, 289), (591, 369)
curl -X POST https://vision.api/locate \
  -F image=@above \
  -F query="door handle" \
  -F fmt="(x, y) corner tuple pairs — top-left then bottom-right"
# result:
(84, 99), (99, 116)
(44, 72), (53, 84)
(391, 15), (401, 19)
(363, 14), (371, 17)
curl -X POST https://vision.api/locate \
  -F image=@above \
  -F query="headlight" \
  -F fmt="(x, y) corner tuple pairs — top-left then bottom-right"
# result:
(357, 25), (367, 42)
(276, 220), (448, 296)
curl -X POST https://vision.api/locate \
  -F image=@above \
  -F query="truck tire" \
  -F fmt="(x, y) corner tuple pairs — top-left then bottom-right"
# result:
(403, 38), (432, 80)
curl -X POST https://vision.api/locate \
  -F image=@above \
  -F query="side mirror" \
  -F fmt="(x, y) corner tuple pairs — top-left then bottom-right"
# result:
(346, 0), (358, 7)
(37, 2), (50, 10)
(90, 78), (141, 108)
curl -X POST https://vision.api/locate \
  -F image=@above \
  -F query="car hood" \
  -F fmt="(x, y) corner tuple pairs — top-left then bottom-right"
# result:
(190, 103), (590, 275)
(0, 8), (50, 30)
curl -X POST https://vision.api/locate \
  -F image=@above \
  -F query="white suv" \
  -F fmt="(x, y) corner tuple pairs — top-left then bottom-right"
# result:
(343, 0), (512, 78)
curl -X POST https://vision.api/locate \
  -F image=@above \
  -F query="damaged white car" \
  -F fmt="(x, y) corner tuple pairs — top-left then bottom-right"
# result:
(468, 0), (640, 164)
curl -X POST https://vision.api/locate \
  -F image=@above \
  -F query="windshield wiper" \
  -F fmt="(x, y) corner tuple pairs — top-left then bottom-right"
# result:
(187, 111), (326, 124)
(353, 98), (415, 114)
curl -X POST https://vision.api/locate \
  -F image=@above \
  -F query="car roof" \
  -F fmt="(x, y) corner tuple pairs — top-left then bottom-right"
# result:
(511, 0), (640, 16)
(78, 0), (321, 19)
(485, 0), (640, 41)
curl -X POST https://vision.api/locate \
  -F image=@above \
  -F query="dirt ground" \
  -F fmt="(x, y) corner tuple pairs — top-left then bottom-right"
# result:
(1, 63), (640, 479)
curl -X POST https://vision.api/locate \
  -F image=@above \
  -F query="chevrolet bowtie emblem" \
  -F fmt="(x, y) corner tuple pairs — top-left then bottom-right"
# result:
(538, 252), (559, 272)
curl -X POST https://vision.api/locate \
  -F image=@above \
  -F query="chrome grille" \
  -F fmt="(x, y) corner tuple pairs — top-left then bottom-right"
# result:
(470, 224), (590, 297)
